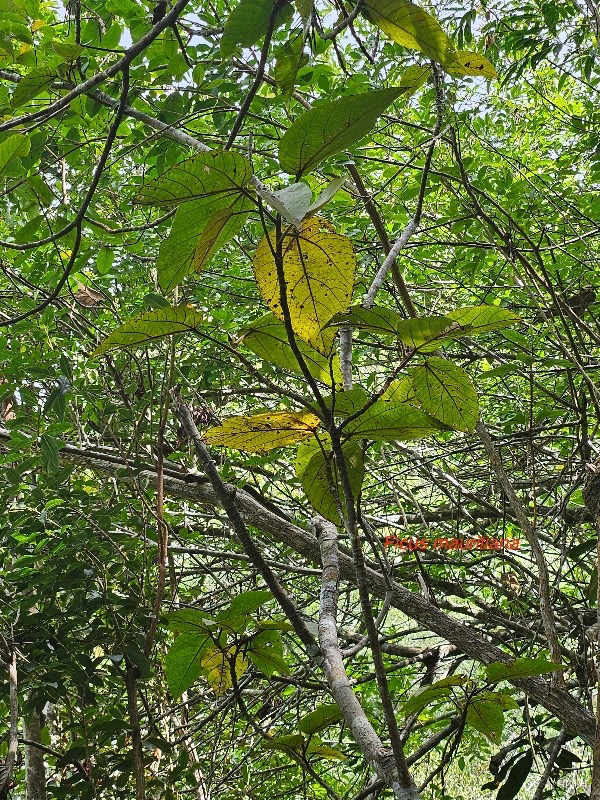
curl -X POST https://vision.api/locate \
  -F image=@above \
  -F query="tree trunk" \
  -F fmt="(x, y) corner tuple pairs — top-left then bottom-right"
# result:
(25, 712), (46, 800)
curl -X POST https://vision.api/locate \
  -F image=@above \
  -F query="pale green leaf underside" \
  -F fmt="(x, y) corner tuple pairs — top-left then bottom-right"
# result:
(446, 305), (521, 333)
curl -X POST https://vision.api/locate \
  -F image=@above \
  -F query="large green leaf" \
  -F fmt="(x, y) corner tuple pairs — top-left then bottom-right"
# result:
(165, 633), (211, 699)
(278, 89), (405, 177)
(261, 734), (306, 755)
(403, 686), (452, 716)
(203, 411), (321, 453)
(445, 305), (521, 334)
(240, 313), (342, 386)
(166, 609), (217, 634)
(411, 358), (479, 433)
(247, 630), (289, 677)
(465, 698), (505, 742)
(0, 133), (30, 176)
(273, 35), (308, 99)
(330, 306), (460, 350)
(296, 439), (364, 524)
(253, 216), (356, 355)
(362, 0), (454, 65)
(134, 151), (252, 207)
(299, 704), (343, 736)
(403, 675), (472, 716)
(225, 590), (273, 618)
(157, 193), (253, 294)
(11, 67), (55, 107)
(485, 657), (563, 683)
(92, 306), (203, 356)
(220, 0), (291, 58)
(345, 399), (447, 441)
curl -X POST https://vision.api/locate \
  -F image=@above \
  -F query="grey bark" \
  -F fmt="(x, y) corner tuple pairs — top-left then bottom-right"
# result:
(25, 713), (46, 800)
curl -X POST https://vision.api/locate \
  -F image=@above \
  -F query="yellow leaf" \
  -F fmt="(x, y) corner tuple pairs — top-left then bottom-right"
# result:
(203, 411), (321, 453)
(363, 0), (454, 65)
(253, 216), (356, 355)
(446, 50), (497, 79)
(200, 647), (248, 696)
(31, 19), (46, 31)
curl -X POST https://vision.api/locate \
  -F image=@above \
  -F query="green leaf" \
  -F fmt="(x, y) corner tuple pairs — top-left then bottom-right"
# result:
(297, 439), (364, 524)
(253, 216), (356, 354)
(446, 50), (497, 79)
(0, 0), (27, 16)
(122, 644), (152, 679)
(203, 411), (322, 453)
(40, 433), (61, 473)
(345, 399), (447, 441)
(403, 675), (472, 717)
(330, 306), (460, 350)
(465, 698), (505, 742)
(166, 609), (217, 634)
(96, 247), (114, 275)
(273, 35), (308, 99)
(329, 305), (406, 336)
(479, 691), (519, 710)
(92, 306), (203, 356)
(0, 133), (31, 176)
(306, 743), (346, 760)
(299, 704), (343, 736)
(240, 313), (342, 386)
(362, 0), (454, 65)
(278, 88), (405, 177)
(53, 42), (84, 61)
(158, 195), (253, 294)
(485, 657), (563, 683)
(397, 64), (432, 95)
(412, 358), (479, 433)
(496, 751), (534, 800)
(322, 388), (370, 416)
(403, 686), (452, 716)
(11, 67), (55, 107)
(294, 0), (313, 24)
(226, 590), (273, 618)
(165, 633), (211, 699)
(247, 630), (290, 677)
(134, 151), (252, 207)
(221, 0), (291, 58)
(380, 377), (419, 406)
(261, 734), (306, 755)
(445, 305), (521, 334)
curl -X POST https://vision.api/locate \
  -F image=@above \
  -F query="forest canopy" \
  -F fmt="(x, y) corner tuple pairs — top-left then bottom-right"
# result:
(1, 0), (600, 798)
